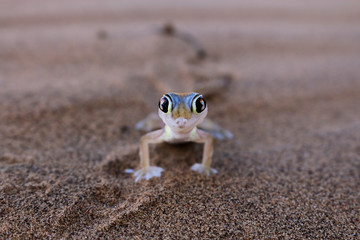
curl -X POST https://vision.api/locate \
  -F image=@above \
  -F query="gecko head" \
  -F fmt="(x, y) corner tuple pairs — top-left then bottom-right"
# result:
(158, 92), (208, 134)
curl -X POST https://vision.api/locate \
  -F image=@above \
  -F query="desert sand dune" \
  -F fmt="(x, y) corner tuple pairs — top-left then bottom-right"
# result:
(0, 0), (359, 238)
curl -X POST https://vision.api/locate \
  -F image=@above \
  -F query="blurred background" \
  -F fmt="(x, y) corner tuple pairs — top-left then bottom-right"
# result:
(1, 0), (359, 110)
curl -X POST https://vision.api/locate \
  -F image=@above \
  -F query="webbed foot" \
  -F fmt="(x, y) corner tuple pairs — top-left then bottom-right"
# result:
(197, 118), (233, 140)
(191, 163), (218, 176)
(135, 113), (162, 132)
(133, 166), (164, 182)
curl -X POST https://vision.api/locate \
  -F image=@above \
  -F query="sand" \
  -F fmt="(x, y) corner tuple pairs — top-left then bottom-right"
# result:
(0, 0), (359, 239)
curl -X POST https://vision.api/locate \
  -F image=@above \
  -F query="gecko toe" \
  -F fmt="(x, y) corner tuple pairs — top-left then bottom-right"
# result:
(134, 166), (164, 182)
(191, 163), (217, 175)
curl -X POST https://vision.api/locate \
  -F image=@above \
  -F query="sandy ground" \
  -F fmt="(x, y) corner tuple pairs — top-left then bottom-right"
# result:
(1, 0), (360, 239)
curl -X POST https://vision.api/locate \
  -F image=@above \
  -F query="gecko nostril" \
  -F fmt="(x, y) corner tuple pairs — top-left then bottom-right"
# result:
(175, 118), (187, 126)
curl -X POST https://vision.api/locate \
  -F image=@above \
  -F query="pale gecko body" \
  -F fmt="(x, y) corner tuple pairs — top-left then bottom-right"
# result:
(130, 92), (232, 182)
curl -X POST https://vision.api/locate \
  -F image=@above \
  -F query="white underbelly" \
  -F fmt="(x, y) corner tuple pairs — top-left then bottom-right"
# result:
(165, 137), (191, 144)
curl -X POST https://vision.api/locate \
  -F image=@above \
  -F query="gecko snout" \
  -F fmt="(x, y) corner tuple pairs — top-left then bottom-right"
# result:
(175, 117), (187, 127)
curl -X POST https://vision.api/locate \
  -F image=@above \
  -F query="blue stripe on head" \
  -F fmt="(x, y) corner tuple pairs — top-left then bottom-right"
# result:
(167, 92), (200, 110)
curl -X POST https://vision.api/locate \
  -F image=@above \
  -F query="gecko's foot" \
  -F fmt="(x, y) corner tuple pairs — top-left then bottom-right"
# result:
(210, 129), (233, 140)
(133, 166), (164, 182)
(197, 118), (233, 140)
(135, 113), (162, 132)
(191, 163), (218, 176)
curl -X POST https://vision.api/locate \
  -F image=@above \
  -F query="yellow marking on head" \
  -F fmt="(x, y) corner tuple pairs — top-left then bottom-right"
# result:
(171, 103), (192, 120)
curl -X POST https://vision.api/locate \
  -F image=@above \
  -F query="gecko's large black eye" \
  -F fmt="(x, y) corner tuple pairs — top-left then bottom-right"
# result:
(193, 96), (206, 113)
(159, 95), (171, 113)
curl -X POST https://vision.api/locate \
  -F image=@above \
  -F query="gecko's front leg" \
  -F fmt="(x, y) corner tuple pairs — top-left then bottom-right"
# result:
(191, 129), (217, 175)
(134, 129), (164, 182)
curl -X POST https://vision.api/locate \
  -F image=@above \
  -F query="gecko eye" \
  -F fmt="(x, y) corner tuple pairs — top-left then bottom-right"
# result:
(192, 95), (206, 114)
(159, 95), (172, 113)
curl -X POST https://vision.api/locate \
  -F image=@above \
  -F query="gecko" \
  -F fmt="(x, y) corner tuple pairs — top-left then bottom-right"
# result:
(128, 92), (232, 182)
